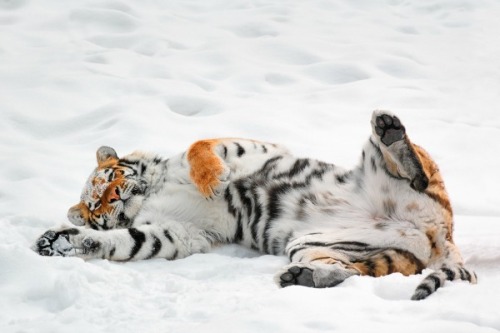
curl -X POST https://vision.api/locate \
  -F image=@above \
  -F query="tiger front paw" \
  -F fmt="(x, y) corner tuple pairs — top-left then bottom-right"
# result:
(192, 162), (231, 199)
(33, 228), (101, 258)
(33, 229), (78, 257)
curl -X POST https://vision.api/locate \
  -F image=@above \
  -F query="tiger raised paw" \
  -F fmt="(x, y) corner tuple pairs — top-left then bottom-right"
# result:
(34, 110), (476, 300)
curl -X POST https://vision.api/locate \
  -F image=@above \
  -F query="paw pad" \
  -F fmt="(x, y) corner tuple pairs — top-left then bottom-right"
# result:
(279, 266), (315, 287)
(374, 114), (405, 146)
(34, 229), (78, 257)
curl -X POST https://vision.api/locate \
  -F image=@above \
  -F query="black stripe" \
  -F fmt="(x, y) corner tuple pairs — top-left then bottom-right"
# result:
(335, 171), (353, 184)
(428, 274), (441, 290)
(264, 182), (308, 252)
(234, 212), (243, 243)
(118, 159), (139, 166)
(146, 235), (162, 259)
(415, 285), (433, 297)
(288, 246), (306, 260)
(276, 159), (310, 179)
(364, 259), (376, 276)
(460, 268), (471, 282)
(383, 254), (394, 273)
(425, 191), (452, 214)
(224, 187), (238, 217)
(290, 240), (374, 252)
(101, 216), (110, 230)
(303, 164), (331, 184)
(163, 230), (174, 243)
(259, 156), (283, 175)
(249, 185), (263, 242)
(261, 145), (268, 153)
(224, 187), (244, 243)
(128, 228), (146, 259)
(234, 180), (253, 219)
(267, 183), (293, 221)
(393, 248), (425, 273)
(109, 246), (116, 258)
(331, 241), (370, 247)
(291, 159), (310, 177)
(442, 267), (455, 280)
(459, 268), (466, 280)
(304, 241), (337, 247)
(370, 157), (377, 173)
(171, 249), (178, 260)
(331, 243), (375, 252)
(235, 142), (245, 157)
(222, 145), (228, 159)
(153, 157), (162, 164)
(61, 228), (80, 236)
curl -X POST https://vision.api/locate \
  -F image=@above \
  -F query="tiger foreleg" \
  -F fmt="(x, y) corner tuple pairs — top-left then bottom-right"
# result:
(33, 221), (211, 261)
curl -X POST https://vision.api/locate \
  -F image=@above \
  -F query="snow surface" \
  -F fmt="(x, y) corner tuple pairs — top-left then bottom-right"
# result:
(1, 0), (500, 332)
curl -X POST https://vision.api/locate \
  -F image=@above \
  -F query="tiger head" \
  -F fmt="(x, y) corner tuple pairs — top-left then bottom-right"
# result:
(67, 146), (148, 230)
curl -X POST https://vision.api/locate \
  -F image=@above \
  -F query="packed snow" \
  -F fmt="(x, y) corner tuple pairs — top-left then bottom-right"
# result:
(1, 0), (499, 332)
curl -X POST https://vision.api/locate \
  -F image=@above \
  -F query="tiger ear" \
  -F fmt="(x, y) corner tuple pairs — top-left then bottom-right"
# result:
(67, 203), (88, 226)
(96, 146), (118, 167)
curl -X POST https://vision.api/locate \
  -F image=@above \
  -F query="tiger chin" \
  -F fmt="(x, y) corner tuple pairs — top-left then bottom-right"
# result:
(33, 110), (476, 300)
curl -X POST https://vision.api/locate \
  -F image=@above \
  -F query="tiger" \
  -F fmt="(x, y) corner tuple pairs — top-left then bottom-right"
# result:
(33, 110), (476, 300)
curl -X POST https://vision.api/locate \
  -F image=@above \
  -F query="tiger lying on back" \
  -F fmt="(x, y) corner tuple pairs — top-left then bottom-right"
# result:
(33, 110), (476, 300)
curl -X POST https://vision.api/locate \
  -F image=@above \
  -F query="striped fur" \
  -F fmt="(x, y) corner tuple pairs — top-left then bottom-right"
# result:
(33, 110), (476, 300)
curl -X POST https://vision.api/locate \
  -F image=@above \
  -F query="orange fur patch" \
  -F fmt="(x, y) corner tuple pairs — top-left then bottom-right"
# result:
(301, 248), (347, 265)
(411, 143), (454, 242)
(351, 249), (424, 277)
(187, 139), (225, 197)
(68, 202), (91, 224)
(381, 149), (400, 176)
(426, 227), (442, 258)
(406, 202), (420, 212)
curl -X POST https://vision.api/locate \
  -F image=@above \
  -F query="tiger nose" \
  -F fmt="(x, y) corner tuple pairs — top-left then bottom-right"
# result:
(108, 187), (120, 202)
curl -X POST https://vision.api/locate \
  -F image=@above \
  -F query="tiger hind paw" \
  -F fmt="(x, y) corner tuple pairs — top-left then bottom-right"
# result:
(372, 110), (406, 147)
(277, 263), (359, 288)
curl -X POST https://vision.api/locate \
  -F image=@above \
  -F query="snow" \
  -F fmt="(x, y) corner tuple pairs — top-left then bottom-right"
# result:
(1, 0), (500, 332)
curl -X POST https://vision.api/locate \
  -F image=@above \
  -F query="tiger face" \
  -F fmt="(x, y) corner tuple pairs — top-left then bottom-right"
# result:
(67, 146), (147, 230)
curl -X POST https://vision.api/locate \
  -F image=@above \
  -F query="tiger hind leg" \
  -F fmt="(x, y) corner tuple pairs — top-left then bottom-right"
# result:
(370, 110), (429, 192)
(277, 245), (424, 288)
